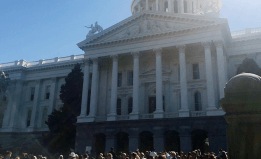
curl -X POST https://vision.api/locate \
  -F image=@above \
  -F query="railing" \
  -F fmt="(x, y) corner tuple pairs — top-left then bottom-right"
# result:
(190, 111), (206, 117)
(0, 54), (85, 69)
(139, 114), (154, 119)
(117, 115), (129, 121)
(164, 112), (179, 118)
(231, 27), (261, 37)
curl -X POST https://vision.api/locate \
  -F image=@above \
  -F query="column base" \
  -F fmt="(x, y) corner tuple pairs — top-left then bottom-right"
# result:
(179, 110), (190, 117)
(129, 113), (139, 120)
(206, 108), (225, 116)
(107, 114), (117, 121)
(77, 116), (95, 123)
(154, 111), (164, 119)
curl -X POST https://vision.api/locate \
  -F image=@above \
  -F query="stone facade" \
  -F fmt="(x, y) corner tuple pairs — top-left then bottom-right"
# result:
(0, 0), (261, 154)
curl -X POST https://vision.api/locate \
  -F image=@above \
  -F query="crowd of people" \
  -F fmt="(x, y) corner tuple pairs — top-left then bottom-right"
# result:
(0, 148), (228, 159)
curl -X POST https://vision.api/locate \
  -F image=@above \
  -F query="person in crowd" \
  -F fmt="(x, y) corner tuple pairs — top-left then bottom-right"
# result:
(106, 153), (113, 159)
(221, 151), (227, 159)
(69, 152), (76, 159)
(109, 148), (116, 159)
(59, 155), (63, 159)
(83, 154), (89, 159)
(5, 151), (12, 159)
(149, 149), (156, 159)
(140, 153), (146, 159)
(0, 155), (4, 159)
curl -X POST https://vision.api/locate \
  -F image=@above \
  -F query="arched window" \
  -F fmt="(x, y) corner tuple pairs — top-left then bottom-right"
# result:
(26, 109), (32, 128)
(117, 98), (121, 115)
(164, 1), (168, 12)
(184, 0), (188, 13)
(42, 108), (48, 127)
(128, 97), (133, 114)
(174, 0), (178, 13)
(194, 92), (202, 111)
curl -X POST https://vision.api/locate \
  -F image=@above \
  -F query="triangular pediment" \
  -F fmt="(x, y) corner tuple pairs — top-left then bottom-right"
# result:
(78, 11), (227, 48)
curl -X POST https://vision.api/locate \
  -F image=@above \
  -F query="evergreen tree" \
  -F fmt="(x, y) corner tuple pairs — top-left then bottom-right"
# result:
(237, 58), (261, 76)
(44, 63), (83, 153)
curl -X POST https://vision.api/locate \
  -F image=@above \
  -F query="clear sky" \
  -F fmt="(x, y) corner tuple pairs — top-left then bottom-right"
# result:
(1, 0), (261, 64)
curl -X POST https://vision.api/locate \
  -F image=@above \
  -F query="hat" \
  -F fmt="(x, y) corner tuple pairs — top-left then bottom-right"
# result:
(69, 152), (76, 158)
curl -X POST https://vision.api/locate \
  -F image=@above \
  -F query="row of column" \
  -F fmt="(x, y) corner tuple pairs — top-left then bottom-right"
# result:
(79, 40), (227, 122)
(2, 78), (57, 131)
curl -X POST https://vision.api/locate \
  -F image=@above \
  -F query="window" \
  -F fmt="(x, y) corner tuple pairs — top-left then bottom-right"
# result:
(193, 64), (200, 79)
(164, 1), (168, 12)
(42, 108), (48, 127)
(26, 109), (32, 127)
(117, 98), (121, 115)
(194, 92), (202, 111)
(45, 85), (51, 100)
(30, 87), (35, 101)
(128, 97), (133, 114)
(174, 0), (178, 13)
(128, 71), (133, 86)
(118, 73), (122, 87)
(184, 0), (188, 13)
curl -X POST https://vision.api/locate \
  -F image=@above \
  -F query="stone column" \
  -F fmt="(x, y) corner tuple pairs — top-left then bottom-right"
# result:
(29, 80), (41, 131)
(177, 45), (189, 117)
(179, 0), (184, 13)
(146, 0), (149, 10)
(8, 80), (24, 129)
(214, 40), (226, 99)
(129, 128), (139, 151)
(156, 0), (159, 11)
(79, 59), (90, 118)
(105, 132), (116, 153)
(153, 48), (164, 118)
(168, 0), (172, 12)
(107, 55), (118, 121)
(202, 41), (216, 111)
(130, 52), (140, 120)
(179, 132), (192, 154)
(154, 127), (165, 152)
(88, 58), (99, 122)
(47, 78), (57, 115)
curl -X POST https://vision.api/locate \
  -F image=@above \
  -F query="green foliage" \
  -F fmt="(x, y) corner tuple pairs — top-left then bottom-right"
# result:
(237, 58), (261, 76)
(44, 63), (83, 153)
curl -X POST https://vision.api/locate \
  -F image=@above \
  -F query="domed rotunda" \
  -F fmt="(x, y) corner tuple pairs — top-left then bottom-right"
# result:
(131, 0), (222, 17)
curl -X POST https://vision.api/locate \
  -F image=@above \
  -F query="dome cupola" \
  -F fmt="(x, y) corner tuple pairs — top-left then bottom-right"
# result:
(131, 0), (222, 17)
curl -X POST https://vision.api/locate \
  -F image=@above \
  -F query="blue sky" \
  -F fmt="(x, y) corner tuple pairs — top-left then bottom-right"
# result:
(1, 0), (261, 64)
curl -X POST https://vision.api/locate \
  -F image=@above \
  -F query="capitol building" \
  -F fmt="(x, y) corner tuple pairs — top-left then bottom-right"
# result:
(1, 0), (261, 154)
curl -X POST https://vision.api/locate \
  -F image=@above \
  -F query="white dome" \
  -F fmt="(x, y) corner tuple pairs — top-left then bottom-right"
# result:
(131, 0), (222, 17)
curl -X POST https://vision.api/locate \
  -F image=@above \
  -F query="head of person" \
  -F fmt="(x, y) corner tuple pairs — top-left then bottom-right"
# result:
(110, 147), (114, 152)
(140, 153), (144, 158)
(0, 154), (4, 159)
(5, 151), (12, 158)
(180, 151), (184, 157)
(59, 155), (63, 159)
(69, 152), (76, 159)
(121, 153), (126, 159)
(131, 153), (136, 159)
(107, 153), (112, 159)
(171, 152), (176, 158)
(75, 154), (79, 159)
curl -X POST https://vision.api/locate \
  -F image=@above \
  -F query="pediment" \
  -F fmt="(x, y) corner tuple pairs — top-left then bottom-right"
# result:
(78, 11), (225, 48)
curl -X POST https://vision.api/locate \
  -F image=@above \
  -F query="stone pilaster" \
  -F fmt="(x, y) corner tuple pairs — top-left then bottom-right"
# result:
(153, 48), (164, 118)
(107, 55), (118, 121)
(130, 52), (140, 120)
(177, 45), (189, 117)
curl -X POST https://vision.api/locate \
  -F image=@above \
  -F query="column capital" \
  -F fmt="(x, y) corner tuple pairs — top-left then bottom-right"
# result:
(177, 45), (186, 53)
(153, 48), (162, 56)
(214, 40), (224, 48)
(83, 58), (90, 65)
(202, 41), (212, 50)
(131, 52), (140, 58)
(110, 54), (118, 61)
(91, 57), (98, 64)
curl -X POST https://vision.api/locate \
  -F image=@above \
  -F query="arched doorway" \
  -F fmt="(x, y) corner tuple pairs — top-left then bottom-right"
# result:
(164, 131), (180, 152)
(191, 130), (208, 153)
(95, 133), (106, 156)
(139, 131), (153, 152)
(116, 132), (129, 153)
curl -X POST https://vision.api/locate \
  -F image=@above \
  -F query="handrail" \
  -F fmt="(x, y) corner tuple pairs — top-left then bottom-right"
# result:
(231, 27), (261, 37)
